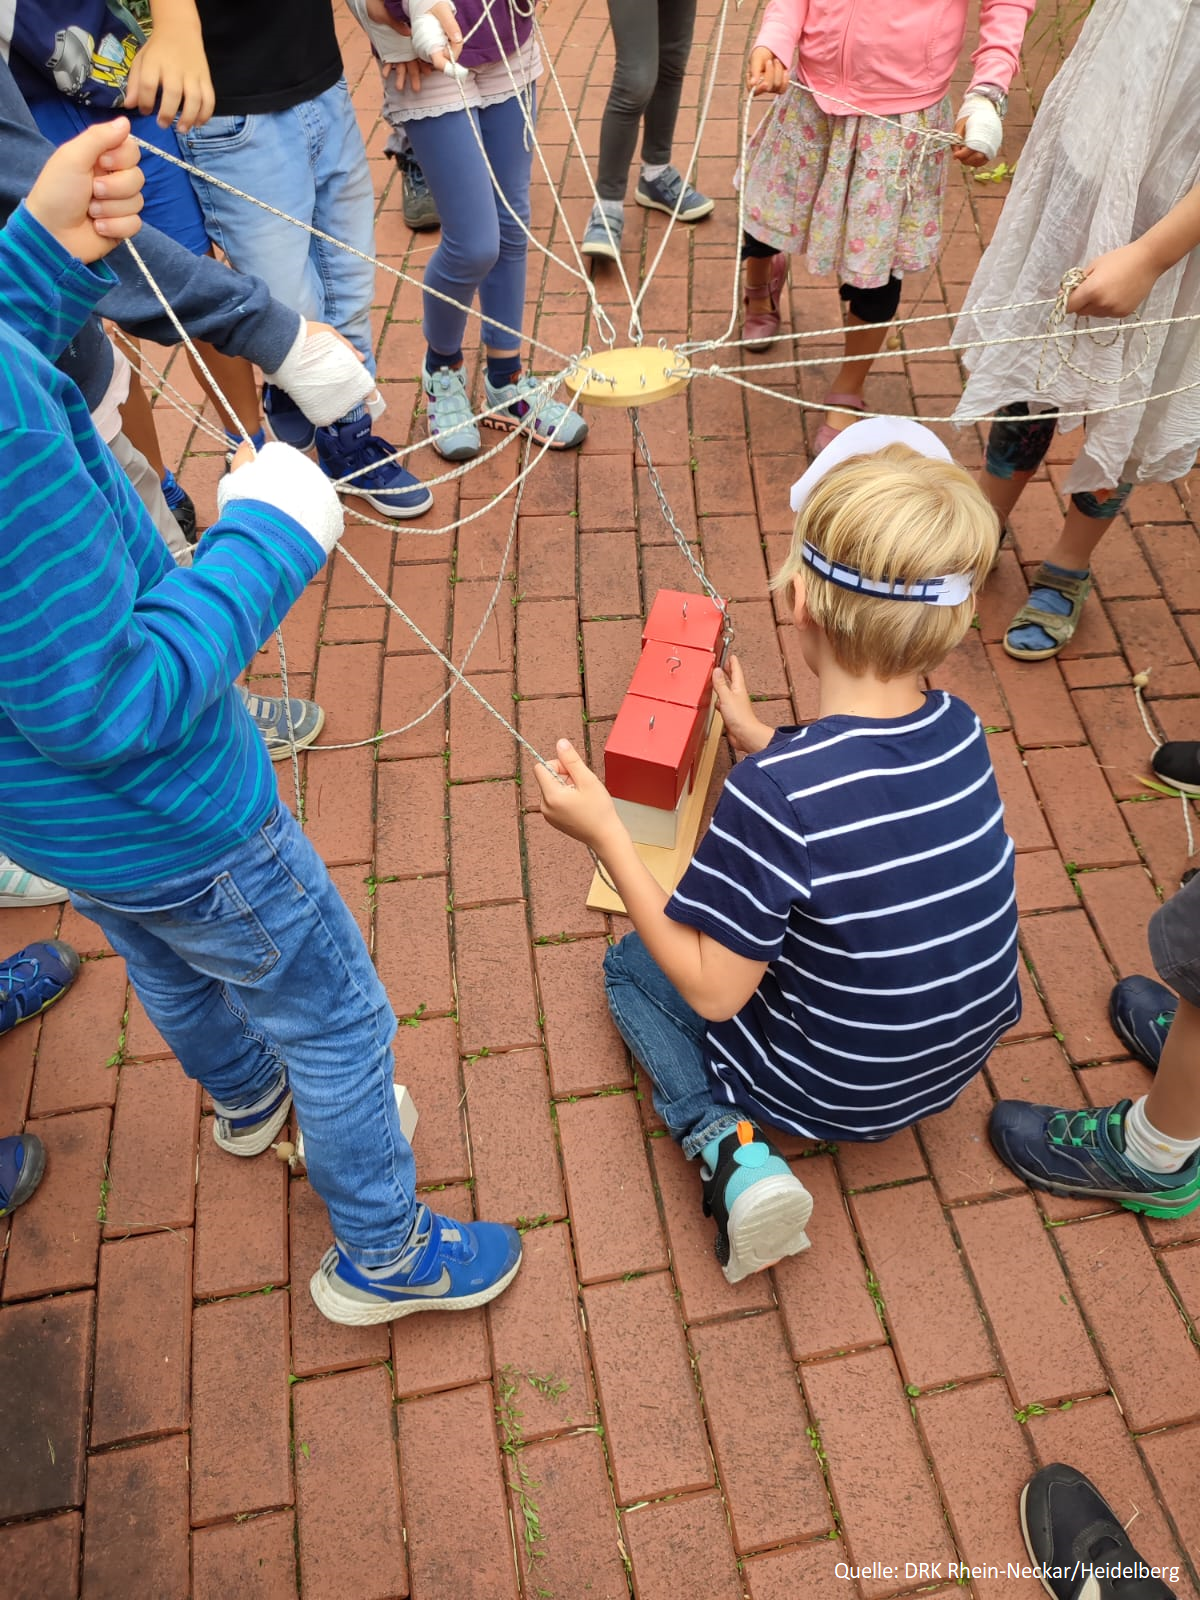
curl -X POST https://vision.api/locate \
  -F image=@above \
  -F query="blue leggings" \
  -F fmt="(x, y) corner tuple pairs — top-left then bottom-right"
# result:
(403, 94), (534, 356)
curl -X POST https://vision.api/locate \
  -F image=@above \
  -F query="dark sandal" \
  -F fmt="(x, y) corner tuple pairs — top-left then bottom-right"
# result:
(1003, 563), (1091, 661)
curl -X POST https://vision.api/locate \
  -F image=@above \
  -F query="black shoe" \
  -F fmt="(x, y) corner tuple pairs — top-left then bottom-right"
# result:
(1020, 1462), (1177, 1598)
(1151, 741), (1200, 796)
(1109, 975), (1174, 1070)
(160, 469), (197, 546)
(394, 151), (440, 232)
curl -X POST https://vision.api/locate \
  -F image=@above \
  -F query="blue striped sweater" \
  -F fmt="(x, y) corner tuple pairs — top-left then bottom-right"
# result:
(0, 205), (324, 894)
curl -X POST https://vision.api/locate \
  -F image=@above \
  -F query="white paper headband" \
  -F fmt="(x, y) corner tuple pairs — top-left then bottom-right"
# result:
(789, 417), (973, 609)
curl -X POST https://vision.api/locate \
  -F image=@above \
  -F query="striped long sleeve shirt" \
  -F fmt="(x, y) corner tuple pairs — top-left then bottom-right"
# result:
(0, 204), (325, 895)
(666, 691), (1022, 1142)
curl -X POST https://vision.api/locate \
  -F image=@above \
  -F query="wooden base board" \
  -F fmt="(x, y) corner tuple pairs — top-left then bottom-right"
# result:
(587, 711), (725, 913)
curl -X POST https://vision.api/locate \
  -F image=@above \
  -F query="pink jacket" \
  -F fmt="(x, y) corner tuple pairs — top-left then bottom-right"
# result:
(755, 0), (1035, 116)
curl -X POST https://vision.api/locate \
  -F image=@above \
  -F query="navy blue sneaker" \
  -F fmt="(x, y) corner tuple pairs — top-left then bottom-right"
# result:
(263, 382), (316, 451)
(160, 468), (197, 545)
(212, 1073), (293, 1158)
(1109, 975), (1174, 1070)
(309, 1203), (522, 1326)
(989, 1097), (1200, 1219)
(0, 940), (81, 1037)
(0, 1133), (45, 1217)
(701, 1121), (813, 1284)
(1020, 1462), (1176, 1599)
(315, 413), (434, 519)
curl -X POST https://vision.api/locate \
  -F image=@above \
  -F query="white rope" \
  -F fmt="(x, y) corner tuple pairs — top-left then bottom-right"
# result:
(1132, 670), (1195, 863)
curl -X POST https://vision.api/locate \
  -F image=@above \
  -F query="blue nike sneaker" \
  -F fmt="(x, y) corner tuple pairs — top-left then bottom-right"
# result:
(1109, 974), (1174, 1070)
(0, 940), (81, 1037)
(0, 1133), (45, 1217)
(701, 1121), (813, 1284)
(309, 1203), (522, 1326)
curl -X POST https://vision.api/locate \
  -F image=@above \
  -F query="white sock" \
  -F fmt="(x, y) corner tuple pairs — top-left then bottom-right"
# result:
(641, 162), (669, 183)
(1123, 1095), (1200, 1174)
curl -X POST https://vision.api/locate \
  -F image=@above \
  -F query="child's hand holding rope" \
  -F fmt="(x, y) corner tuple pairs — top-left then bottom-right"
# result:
(26, 117), (144, 265)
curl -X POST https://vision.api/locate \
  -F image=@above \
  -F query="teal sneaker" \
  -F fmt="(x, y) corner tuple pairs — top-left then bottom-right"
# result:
(482, 373), (588, 451)
(700, 1121), (813, 1284)
(989, 1098), (1200, 1219)
(310, 1203), (522, 1326)
(423, 364), (481, 462)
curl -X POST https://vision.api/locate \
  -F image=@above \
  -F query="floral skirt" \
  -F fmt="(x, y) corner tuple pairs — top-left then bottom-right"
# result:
(741, 84), (953, 289)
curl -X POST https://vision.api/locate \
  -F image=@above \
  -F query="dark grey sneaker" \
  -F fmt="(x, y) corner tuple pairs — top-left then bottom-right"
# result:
(635, 165), (714, 222)
(1151, 741), (1200, 796)
(1020, 1462), (1177, 1598)
(581, 204), (623, 261)
(237, 686), (325, 762)
(395, 152), (440, 232)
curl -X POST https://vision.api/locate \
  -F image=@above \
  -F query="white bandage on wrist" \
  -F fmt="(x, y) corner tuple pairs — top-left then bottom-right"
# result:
(411, 3), (468, 77)
(264, 319), (374, 431)
(956, 92), (1003, 162)
(216, 441), (344, 558)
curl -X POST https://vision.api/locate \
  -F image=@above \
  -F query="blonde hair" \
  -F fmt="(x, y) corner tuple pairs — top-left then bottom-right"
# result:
(771, 445), (1000, 679)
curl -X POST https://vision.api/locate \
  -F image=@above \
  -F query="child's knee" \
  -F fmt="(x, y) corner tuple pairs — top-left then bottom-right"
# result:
(611, 60), (659, 115)
(985, 403), (1058, 480)
(1070, 482), (1132, 521)
(603, 929), (648, 988)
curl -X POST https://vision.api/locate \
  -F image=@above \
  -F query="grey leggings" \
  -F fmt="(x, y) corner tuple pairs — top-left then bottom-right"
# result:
(596, 0), (698, 201)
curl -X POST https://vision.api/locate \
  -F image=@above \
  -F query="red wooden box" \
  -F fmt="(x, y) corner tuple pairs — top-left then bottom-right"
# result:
(642, 590), (725, 658)
(628, 638), (714, 715)
(605, 694), (707, 811)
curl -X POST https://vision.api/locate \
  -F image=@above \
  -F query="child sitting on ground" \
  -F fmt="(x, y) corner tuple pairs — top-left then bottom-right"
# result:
(537, 418), (1020, 1282)
(0, 117), (521, 1325)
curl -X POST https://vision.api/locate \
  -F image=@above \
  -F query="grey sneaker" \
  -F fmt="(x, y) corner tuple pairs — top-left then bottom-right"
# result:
(212, 1074), (293, 1157)
(0, 853), (68, 907)
(237, 686), (325, 761)
(635, 166), (714, 222)
(424, 364), (481, 461)
(581, 204), (623, 261)
(396, 151), (440, 232)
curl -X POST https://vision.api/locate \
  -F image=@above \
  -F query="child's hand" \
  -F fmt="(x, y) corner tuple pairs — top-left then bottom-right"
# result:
(534, 739), (626, 853)
(747, 48), (788, 96)
(712, 655), (773, 755)
(1067, 242), (1161, 318)
(227, 439), (256, 472)
(126, 7), (216, 132)
(26, 118), (144, 264)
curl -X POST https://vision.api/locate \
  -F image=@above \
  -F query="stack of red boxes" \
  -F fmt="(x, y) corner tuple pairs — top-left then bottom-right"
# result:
(604, 591), (725, 847)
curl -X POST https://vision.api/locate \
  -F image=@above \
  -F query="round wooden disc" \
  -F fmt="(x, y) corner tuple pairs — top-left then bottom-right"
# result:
(563, 347), (691, 408)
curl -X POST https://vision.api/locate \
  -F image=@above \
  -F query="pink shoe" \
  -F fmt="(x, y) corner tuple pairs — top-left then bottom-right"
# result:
(742, 254), (788, 351)
(812, 392), (867, 454)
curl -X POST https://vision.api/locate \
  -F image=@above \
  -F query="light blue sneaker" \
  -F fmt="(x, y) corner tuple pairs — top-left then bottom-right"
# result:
(700, 1121), (812, 1283)
(581, 204), (623, 261)
(310, 1203), (522, 1326)
(482, 373), (588, 451)
(635, 165), (714, 223)
(423, 364), (481, 461)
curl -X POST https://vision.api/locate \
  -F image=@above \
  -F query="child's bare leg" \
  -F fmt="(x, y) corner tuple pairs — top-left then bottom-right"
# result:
(117, 362), (167, 479)
(1144, 996), (1200, 1140)
(188, 342), (262, 440)
(824, 314), (891, 428)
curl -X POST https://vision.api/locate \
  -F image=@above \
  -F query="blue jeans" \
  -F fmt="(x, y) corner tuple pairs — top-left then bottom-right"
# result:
(70, 805), (414, 1265)
(403, 93), (534, 355)
(178, 80), (377, 372)
(603, 932), (739, 1159)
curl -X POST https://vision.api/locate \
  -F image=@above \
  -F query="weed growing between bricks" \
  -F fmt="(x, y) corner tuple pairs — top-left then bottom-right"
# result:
(496, 1365), (572, 1593)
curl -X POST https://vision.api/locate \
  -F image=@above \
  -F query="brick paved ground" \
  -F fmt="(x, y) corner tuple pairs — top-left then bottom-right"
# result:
(3, 3), (1200, 1596)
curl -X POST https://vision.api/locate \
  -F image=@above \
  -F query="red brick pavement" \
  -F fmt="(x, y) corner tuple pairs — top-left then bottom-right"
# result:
(2, 2), (1199, 1595)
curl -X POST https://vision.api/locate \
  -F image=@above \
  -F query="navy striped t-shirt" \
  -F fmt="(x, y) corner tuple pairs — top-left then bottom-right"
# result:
(666, 691), (1021, 1142)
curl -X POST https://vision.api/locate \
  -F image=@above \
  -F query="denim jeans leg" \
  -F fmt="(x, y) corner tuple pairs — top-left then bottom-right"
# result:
(307, 81), (379, 371)
(72, 807), (415, 1263)
(603, 931), (739, 1159)
(178, 106), (327, 337)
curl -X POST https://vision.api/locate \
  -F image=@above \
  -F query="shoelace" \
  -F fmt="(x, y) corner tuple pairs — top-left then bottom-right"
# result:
(0, 954), (38, 1006)
(1047, 1107), (1115, 1149)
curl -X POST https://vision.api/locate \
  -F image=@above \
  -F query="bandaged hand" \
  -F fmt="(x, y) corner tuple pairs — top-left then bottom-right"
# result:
(953, 92), (1003, 167)
(218, 441), (344, 557)
(411, 1), (466, 77)
(264, 319), (375, 430)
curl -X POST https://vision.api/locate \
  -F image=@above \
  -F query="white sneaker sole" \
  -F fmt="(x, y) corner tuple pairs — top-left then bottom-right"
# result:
(265, 705), (326, 763)
(723, 1174), (813, 1284)
(309, 1253), (522, 1326)
(348, 484), (435, 519)
(581, 236), (620, 261)
(212, 1091), (293, 1158)
(0, 888), (69, 907)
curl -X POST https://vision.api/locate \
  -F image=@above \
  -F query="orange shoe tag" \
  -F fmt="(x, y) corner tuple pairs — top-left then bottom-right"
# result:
(736, 1121), (754, 1145)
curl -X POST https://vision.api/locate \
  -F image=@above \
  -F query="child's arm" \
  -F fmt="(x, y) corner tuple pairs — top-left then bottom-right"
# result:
(535, 742), (770, 1023)
(3, 120), (143, 357)
(953, 0), (1036, 168)
(1067, 183), (1200, 317)
(748, 0), (805, 95)
(712, 655), (774, 756)
(125, 0), (215, 132)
